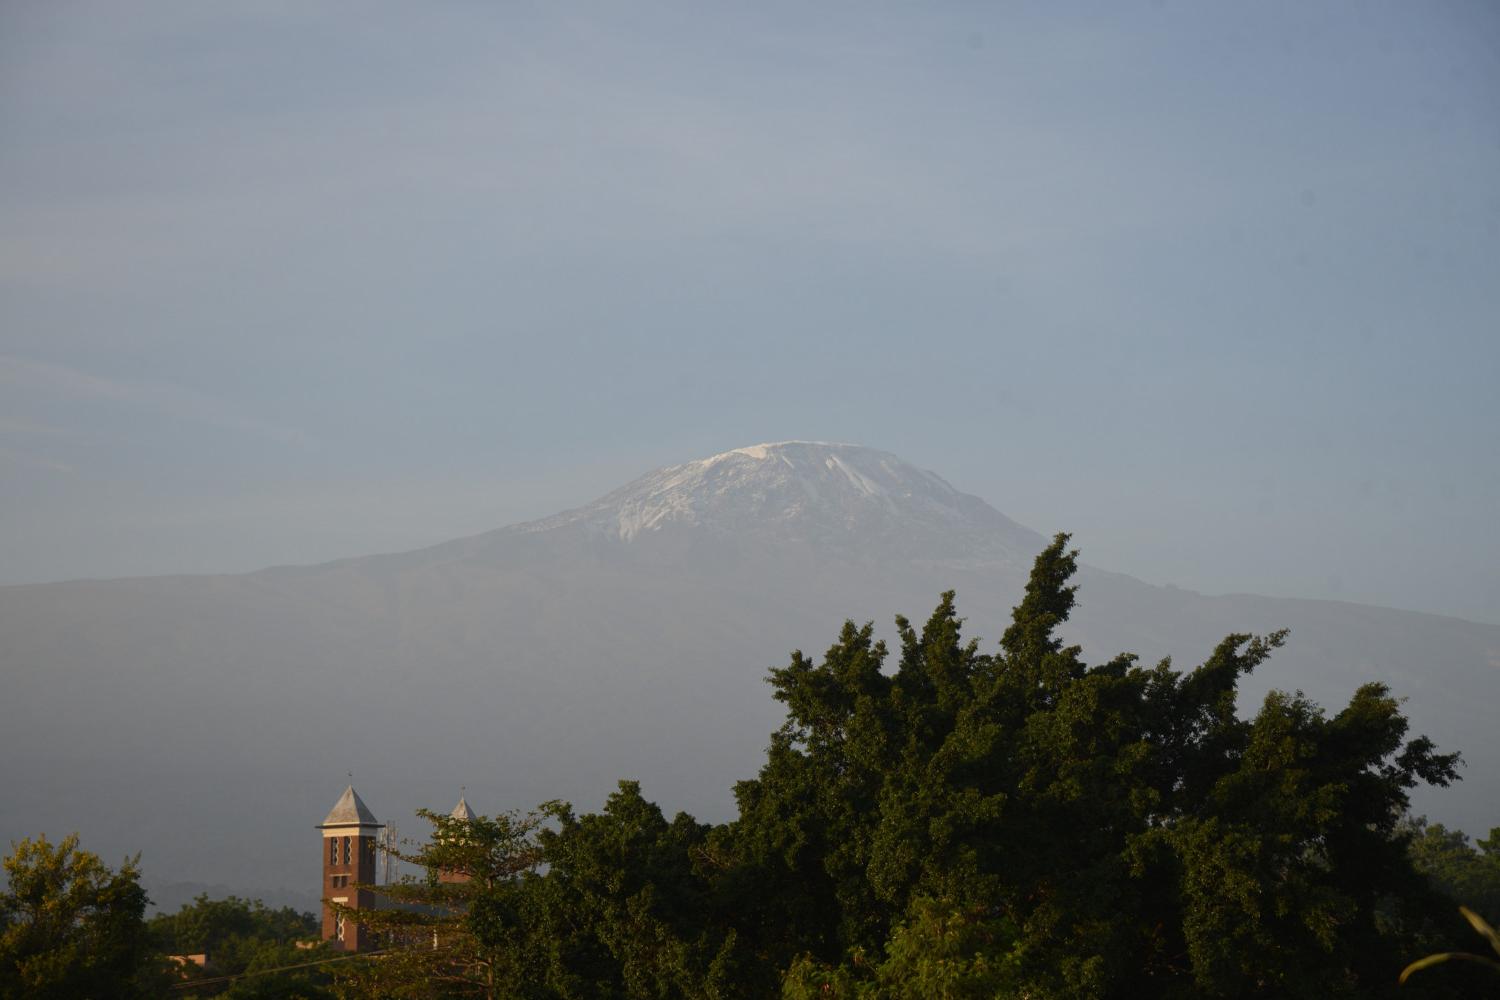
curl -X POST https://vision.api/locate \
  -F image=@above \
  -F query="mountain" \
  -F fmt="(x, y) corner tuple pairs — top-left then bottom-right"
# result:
(2, 442), (1496, 906)
(524, 441), (1043, 560)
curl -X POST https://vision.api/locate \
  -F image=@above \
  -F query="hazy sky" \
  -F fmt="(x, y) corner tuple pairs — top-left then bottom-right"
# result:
(2, 1), (1497, 623)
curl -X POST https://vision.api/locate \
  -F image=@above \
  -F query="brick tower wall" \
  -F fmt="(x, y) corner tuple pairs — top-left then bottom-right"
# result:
(321, 831), (379, 951)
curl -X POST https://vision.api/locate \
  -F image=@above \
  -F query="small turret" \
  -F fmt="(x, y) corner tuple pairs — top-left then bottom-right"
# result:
(439, 793), (475, 884)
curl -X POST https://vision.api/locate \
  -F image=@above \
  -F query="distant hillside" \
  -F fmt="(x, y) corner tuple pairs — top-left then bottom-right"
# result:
(3, 442), (1495, 899)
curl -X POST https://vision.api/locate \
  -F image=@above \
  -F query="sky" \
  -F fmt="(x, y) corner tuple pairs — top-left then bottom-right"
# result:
(1, 1), (1497, 623)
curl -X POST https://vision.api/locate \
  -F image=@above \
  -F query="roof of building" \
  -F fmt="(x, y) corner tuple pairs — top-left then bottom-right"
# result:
(450, 796), (475, 821)
(318, 785), (381, 828)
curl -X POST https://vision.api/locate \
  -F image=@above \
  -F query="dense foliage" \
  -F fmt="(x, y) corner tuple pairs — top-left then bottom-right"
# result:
(1406, 818), (1500, 918)
(0, 834), (164, 999)
(335, 534), (1485, 998)
(149, 894), (331, 998)
(0, 835), (331, 999)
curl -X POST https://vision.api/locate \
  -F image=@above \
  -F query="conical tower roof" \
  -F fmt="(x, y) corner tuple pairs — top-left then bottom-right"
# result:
(318, 784), (381, 828)
(450, 796), (475, 821)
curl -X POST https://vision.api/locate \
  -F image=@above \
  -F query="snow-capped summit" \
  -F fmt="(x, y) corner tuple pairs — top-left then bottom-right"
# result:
(526, 442), (1043, 564)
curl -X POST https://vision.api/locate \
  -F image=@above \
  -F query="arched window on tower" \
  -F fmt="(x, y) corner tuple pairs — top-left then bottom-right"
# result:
(329, 838), (337, 865)
(342, 836), (351, 865)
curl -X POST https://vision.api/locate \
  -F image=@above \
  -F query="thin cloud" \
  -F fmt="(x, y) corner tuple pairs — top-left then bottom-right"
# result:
(0, 416), (74, 437)
(0, 355), (315, 448)
(0, 442), (73, 475)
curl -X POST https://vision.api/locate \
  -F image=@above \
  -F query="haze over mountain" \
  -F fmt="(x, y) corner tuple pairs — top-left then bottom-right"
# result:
(3, 442), (1495, 909)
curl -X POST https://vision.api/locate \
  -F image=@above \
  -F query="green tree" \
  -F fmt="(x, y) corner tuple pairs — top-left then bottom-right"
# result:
(149, 894), (318, 957)
(723, 534), (1465, 998)
(147, 894), (330, 999)
(523, 781), (750, 998)
(1406, 819), (1500, 917)
(783, 897), (1022, 1000)
(216, 939), (337, 1000)
(0, 833), (165, 999)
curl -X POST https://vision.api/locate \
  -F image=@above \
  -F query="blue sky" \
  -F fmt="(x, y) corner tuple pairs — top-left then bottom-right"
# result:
(2, 1), (1497, 623)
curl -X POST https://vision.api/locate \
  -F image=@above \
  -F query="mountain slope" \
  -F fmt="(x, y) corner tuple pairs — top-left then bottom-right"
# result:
(2, 442), (1494, 902)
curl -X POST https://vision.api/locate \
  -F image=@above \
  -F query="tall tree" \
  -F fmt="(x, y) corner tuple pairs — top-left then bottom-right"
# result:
(723, 534), (1466, 998)
(525, 782), (750, 998)
(0, 833), (164, 999)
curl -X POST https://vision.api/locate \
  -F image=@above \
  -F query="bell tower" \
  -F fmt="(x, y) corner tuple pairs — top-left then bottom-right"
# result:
(439, 794), (476, 885)
(317, 784), (382, 951)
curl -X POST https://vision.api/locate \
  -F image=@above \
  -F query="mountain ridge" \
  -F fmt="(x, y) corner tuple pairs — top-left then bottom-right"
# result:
(2, 442), (1495, 902)
(8, 443), (1492, 629)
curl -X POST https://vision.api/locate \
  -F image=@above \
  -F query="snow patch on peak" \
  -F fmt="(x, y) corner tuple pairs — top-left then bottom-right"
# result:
(515, 441), (1039, 563)
(704, 441), (854, 465)
(824, 454), (887, 499)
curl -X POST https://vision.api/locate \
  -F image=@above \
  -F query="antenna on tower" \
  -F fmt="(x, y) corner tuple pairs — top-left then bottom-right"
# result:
(378, 822), (399, 885)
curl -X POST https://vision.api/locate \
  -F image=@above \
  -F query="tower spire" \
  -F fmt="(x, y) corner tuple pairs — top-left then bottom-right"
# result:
(319, 784), (379, 828)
